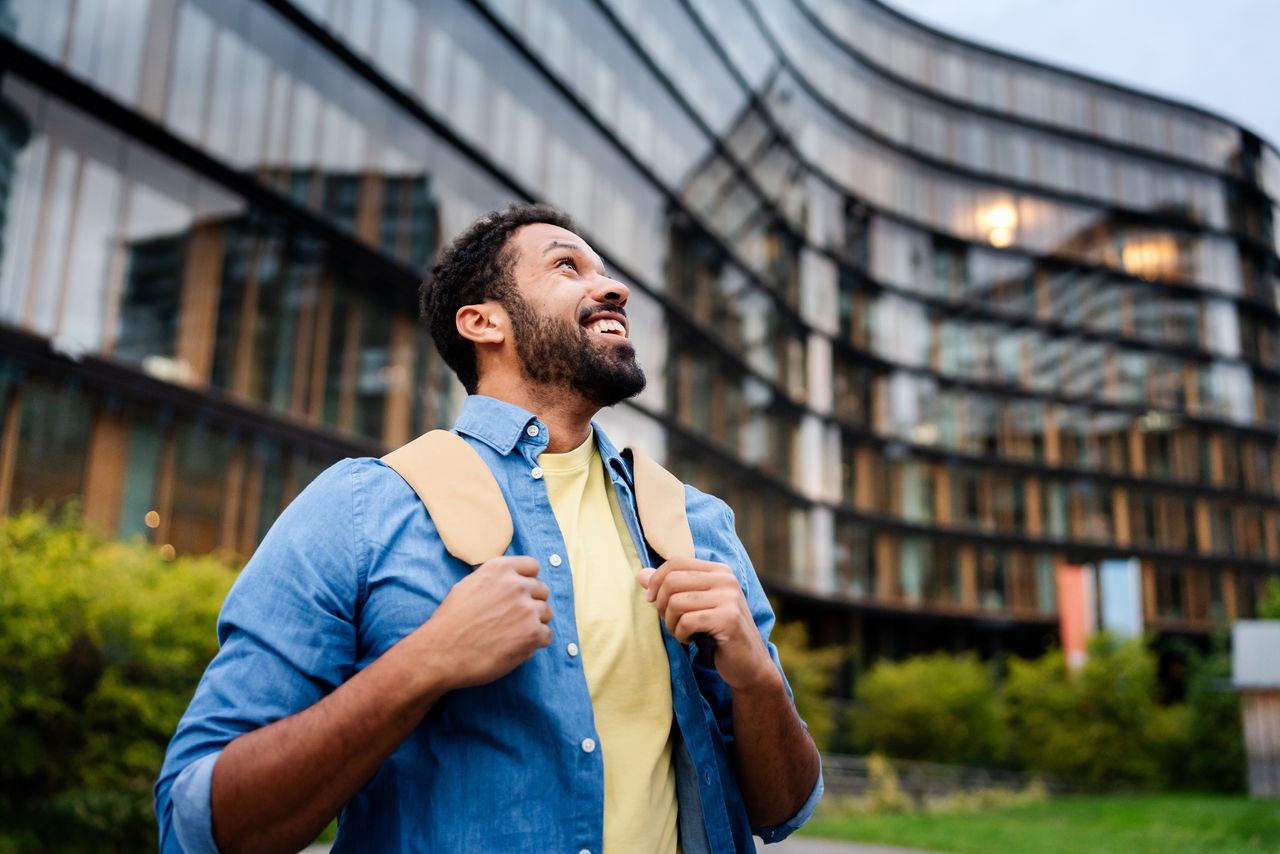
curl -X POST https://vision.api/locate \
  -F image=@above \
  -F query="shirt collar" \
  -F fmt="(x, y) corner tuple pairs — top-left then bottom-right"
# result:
(452, 395), (540, 455)
(452, 395), (633, 483)
(590, 419), (633, 485)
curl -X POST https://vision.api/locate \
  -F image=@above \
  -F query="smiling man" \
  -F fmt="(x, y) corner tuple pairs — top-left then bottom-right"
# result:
(155, 203), (821, 854)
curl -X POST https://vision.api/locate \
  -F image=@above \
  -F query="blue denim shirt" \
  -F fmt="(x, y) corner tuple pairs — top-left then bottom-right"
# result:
(155, 395), (822, 853)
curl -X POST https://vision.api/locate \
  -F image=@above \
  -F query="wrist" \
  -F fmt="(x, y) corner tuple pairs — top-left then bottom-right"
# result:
(727, 652), (785, 697)
(393, 618), (458, 700)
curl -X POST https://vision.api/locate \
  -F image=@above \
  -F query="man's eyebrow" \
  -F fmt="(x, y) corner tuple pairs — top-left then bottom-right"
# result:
(541, 240), (583, 256)
(543, 240), (608, 275)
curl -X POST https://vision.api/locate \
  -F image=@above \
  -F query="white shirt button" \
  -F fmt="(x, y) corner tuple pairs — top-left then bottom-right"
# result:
(578, 849), (591, 854)
(549, 553), (563, 567)
(567, 642), (579, 657)
(581, 738), (596, 753)
(531, 467), (543, 480)
(526, 424), (539, 437)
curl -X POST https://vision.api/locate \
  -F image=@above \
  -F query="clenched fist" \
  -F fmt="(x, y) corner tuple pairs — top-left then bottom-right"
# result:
(412, 556), (553, 691)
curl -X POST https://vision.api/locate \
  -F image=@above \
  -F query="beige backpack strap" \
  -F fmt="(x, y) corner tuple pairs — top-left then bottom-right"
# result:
(626, 445), (695, 560)
(626, 445), (716, 664)
(380, 430), (513, 566)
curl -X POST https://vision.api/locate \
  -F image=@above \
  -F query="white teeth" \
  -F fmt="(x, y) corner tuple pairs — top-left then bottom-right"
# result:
(587, 318), (627, 337)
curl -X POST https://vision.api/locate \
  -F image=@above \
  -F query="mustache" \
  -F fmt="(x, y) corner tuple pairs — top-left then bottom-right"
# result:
(578, 304), (628, 324)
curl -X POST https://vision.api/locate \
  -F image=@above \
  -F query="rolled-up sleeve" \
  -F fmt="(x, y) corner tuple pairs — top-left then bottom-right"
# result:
(687, 491), (825, 844)
(155, 459), (367, 852)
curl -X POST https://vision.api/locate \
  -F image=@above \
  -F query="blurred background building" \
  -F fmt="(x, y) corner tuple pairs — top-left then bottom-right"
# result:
(0, 0), (1277, 659)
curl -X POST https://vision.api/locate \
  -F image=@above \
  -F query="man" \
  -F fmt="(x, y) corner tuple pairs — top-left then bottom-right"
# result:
(156, 203), (822, 853)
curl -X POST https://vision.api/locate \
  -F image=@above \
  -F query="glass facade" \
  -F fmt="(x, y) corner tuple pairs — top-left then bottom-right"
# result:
(0, 0), (1276, 655)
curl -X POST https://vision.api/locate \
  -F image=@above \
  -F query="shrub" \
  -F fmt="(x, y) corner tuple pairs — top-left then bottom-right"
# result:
(1182, 642), (1245, 792)
(1003, 633), (1188, 788)
(0, 507), (236, 851)
(848, 652), (1005, 766)
(1260, 578), (1280, 619)
(771, 619), (846, 751)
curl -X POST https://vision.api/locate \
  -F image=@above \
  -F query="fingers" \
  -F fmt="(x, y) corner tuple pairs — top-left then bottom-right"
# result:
(653, 572), (719, 617)
(528, 579), (550, 601)
(662, 590), (712, 633)
(538, 600), (553, 624)
(508, 557), (541, 577)
(637, 557), (725, 603)
(672, 609), (714, 644)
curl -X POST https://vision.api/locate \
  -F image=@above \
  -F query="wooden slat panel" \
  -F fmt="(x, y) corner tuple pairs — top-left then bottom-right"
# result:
(355, 173), (384, 244)
(231, 240), (264, 398)
(337, 302), (362, 432)
(1024, 476), (1042, 537)
(0, 389), (22, 515)
(1142, 560), (1157, 622)
(933, 464), (952, 525)
(875, 533), (895, 601)
(1223, 570), (1238, 623)
(307, 275), (336, 423)
(152, 430), (177, 546)
(1195, 498), (1213, 554)
(959, 545), (977, 609)
(175, 223), (225, 385)
(238, 454), (265, 557)
(82, 408), (130, 536)
(219, 445), (245, 552)
(1242, 692), (1280, 797)
(1043, 407), (1060, 465)
(1112, 486), (1130, 547)
(383, 314), (415, 448)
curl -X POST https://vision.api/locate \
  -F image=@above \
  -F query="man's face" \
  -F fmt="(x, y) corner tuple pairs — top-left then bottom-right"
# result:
(501, 223), (646, 407)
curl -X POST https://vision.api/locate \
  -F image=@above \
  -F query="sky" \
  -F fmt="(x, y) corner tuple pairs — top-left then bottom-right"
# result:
(884, 0), (1280, 150)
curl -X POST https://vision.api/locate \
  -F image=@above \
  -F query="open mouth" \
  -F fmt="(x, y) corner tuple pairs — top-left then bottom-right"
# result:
(583, 316), (629, 340)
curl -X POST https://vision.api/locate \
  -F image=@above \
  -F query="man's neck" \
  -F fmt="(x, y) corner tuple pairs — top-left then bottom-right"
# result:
(475, 379), (598, 453)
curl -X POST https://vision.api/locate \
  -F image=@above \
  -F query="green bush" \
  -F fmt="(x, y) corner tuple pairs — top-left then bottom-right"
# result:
(1182, 642), (1245, 792)
(771, 618), (846, 751)
(0, 507), (236, 852)
(848, 652), (1005, 766)
(1260, 578), (1280, 619)
(1003, 633), (1188, 788)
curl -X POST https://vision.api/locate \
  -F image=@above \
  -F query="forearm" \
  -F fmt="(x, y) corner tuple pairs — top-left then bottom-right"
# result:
(730, 667), (821, 827)
(210, 626), (450, 854)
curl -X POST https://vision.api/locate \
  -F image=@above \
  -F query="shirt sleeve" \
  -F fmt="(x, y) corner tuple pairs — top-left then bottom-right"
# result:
(154, 458), (367, 853)
(700, 496), (825, 843)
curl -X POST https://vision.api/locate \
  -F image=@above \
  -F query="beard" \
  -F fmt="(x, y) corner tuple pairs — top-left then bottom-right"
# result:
(504, 293), (647, 408)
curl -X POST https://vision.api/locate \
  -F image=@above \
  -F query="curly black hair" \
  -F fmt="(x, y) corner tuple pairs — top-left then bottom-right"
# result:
(421, 203), (576, 393)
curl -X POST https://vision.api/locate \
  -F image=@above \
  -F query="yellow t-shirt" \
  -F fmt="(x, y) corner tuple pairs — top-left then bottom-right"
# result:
(539, 431), (679, 854)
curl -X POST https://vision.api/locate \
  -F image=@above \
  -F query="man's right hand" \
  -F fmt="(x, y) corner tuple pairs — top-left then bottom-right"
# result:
(415, 556), (553, 690)
(208, 555), (552, 853)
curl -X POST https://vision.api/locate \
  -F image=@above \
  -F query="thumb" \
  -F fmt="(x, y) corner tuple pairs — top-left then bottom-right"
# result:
(636, 567), (657, 596)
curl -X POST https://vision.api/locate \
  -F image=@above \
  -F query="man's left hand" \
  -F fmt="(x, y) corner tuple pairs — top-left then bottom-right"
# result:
(637, 558), (781, 693)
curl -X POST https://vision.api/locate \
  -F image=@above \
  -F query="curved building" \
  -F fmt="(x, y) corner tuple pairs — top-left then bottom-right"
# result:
(0, 0), (1276, 657)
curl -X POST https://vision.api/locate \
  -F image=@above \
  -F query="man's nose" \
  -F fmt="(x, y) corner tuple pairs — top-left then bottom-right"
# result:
(589, 275), (629, 305)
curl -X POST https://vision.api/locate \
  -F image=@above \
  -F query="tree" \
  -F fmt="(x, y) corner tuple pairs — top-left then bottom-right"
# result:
(0, 507), (236, 851)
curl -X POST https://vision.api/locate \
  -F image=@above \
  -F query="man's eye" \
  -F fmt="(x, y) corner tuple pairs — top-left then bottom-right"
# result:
(556, 257), (577, 271)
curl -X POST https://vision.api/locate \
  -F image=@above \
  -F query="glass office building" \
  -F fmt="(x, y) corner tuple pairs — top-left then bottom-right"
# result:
(1, 0), (1277, 656)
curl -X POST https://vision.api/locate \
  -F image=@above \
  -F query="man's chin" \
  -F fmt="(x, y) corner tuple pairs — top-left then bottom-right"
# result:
(576, 364), (647, 408)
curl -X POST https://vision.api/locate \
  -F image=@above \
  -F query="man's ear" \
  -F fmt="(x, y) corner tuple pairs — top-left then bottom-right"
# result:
(456, 302), (507, 346)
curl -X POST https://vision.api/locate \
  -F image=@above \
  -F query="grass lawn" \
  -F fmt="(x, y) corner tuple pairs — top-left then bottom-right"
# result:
(801, 794), (1280, 854)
